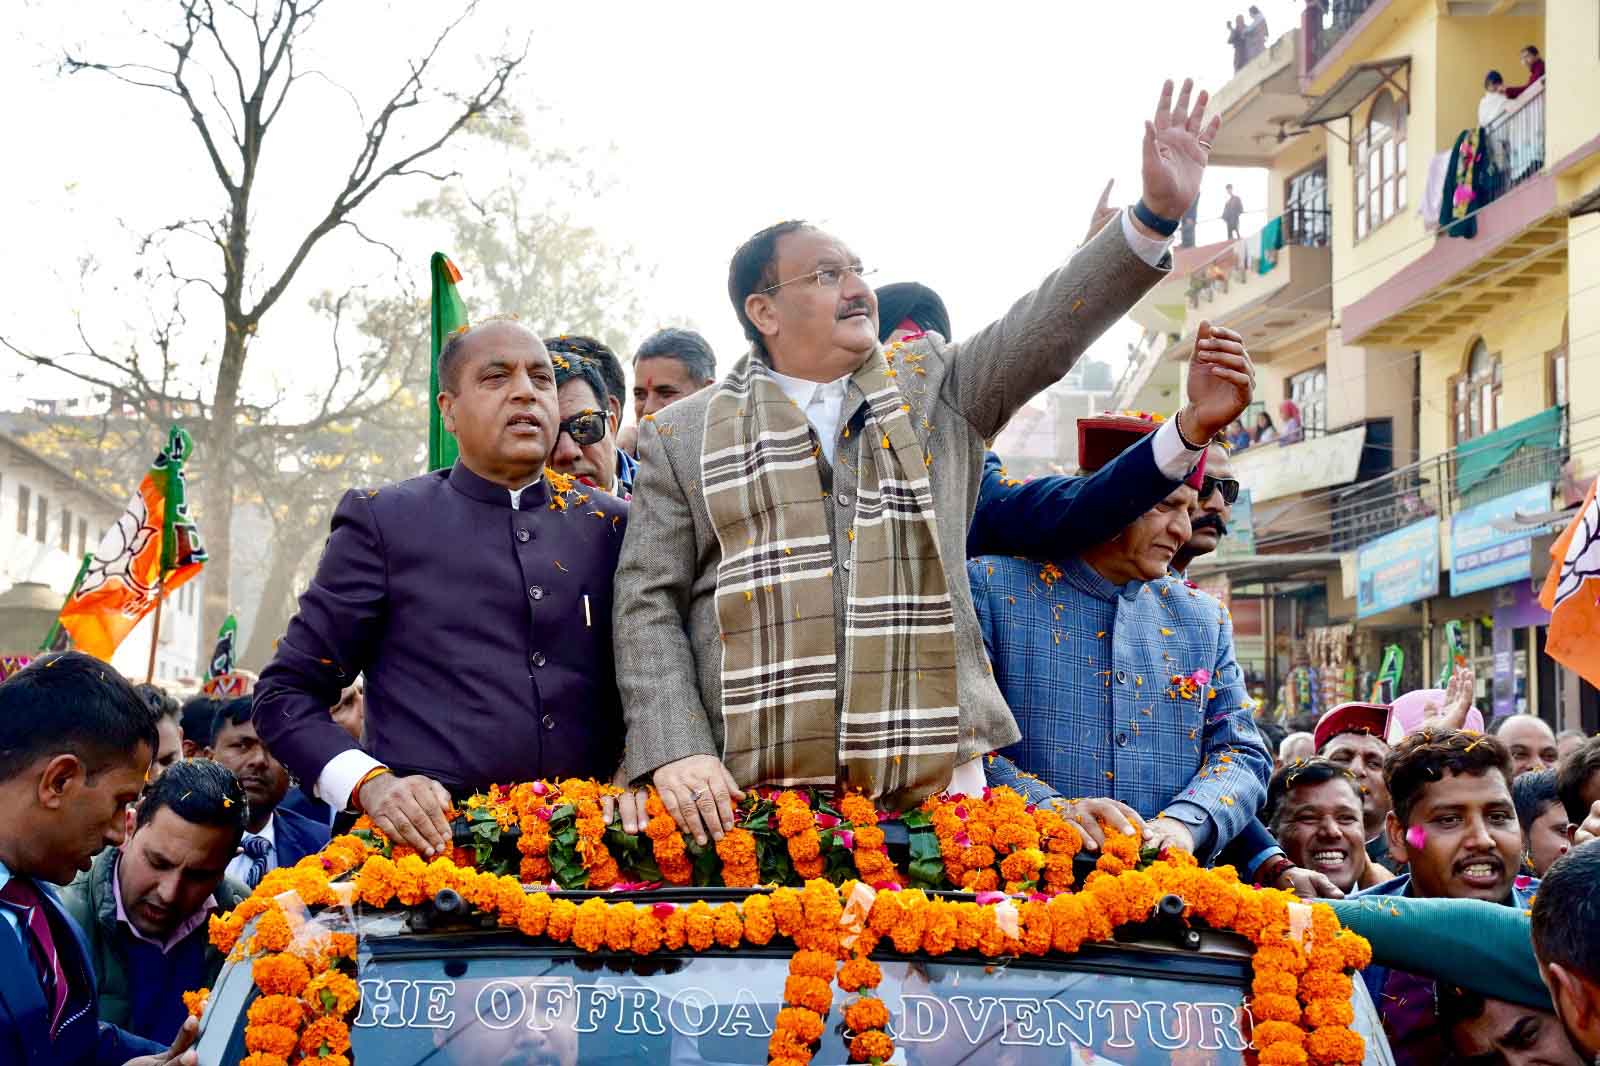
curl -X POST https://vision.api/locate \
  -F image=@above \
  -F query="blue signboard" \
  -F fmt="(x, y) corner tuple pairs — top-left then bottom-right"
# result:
(1357, 516), (1440, 619)
(1450, 482), (1552, 596)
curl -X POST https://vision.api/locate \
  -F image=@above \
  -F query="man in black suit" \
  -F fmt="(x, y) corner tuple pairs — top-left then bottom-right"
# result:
(255, 318), (632, 858)
(0, 652), (196, 1066)
(209, 699), (329, 888)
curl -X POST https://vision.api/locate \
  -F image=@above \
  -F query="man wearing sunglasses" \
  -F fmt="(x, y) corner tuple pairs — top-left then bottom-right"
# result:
(548, 353), (628, 498)
(1171, 440), (1239, 576)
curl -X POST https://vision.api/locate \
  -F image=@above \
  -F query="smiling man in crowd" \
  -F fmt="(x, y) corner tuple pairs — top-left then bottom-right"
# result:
(975, 412), (1271, 861)
(256, 318), (631, 858)
(616, 81), (1225, 844)
(1354, 729), (1532, 1066)
(1267, 757), (1389, 894)
(1316, 701), (1403, 874)
(60, 760), (250, 1046)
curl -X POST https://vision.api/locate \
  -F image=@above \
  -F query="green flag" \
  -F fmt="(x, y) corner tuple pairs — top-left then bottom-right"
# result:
(429, 252), (469, 471)
(207, 614), (238, 680)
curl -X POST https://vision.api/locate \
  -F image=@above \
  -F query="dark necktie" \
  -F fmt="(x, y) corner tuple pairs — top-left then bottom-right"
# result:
(0, 876), (71, 1039)
(241, 834), (273, 888)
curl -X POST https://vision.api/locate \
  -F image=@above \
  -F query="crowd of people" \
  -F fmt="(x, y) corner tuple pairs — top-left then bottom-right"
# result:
(1, 75), (1597, 1066)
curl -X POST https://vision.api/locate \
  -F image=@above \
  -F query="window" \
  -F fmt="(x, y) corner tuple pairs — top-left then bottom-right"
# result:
(1452, 339), (1502, 443)
(1285, 163), (1330, 246)
(1548, 320), (1569, 408)
(1356, 91), (1407, 240)
(35, 494), (48, 544)
(59, 507), (71, 552)
(1289, 366), (1329, 436)
(15, 484), (29, 535)
(77, 517), (88, 558)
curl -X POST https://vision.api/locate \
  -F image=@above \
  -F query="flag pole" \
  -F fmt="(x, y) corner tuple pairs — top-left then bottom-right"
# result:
(145, 571), (166, 683)
(40, 553), (93, 652)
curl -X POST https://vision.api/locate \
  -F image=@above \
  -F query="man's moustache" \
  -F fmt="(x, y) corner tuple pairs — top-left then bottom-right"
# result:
(1193, 515), (1228, 536)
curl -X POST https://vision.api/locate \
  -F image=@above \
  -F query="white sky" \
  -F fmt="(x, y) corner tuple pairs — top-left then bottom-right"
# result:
(1, 0), (1282, 419)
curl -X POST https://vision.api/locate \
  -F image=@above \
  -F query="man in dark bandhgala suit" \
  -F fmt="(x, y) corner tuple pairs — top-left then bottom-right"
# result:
(255, 318), (630, 859)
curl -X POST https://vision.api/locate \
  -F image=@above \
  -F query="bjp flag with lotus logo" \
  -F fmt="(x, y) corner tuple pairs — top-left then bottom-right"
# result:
(1539, 479), (1600, 688)
(58, 425), (207, 661)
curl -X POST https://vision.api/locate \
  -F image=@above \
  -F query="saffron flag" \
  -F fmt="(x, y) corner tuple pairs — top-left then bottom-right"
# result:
(57, 426), (208, 661)
(1539, 479), (1600, 688)
(429, 251), (468, 471)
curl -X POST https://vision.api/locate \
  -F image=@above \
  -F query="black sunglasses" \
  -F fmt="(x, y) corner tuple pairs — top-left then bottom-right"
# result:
(1201, 475), (1241, 504)
(558, 410), (608, 447)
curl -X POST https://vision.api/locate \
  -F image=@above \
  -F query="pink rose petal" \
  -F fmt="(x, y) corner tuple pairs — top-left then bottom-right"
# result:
(1192, 668), (1211, 686)
(815, 813), (840, 829)
(534, 807), (553, 822)
(872, 880), (903, 892)
(955, 832), (972, 848)
(1513, 875), (1533, 891)
(975, 891), (1006, 905)
(531, 781), (549, 796)
(651, 902), (676, 919)
(837, 829), (855, 850)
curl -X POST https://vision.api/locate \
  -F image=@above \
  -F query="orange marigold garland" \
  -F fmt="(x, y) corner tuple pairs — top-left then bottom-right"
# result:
(197, 780), (1370, 1066)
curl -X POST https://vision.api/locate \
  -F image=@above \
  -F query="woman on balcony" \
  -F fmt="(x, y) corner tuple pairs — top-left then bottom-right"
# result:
(1279, 400), (1304, 445)
(1253, 410), (1278, 444)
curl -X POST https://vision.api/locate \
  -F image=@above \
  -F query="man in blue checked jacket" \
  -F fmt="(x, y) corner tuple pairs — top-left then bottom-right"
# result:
(975, 413), (1272, 862)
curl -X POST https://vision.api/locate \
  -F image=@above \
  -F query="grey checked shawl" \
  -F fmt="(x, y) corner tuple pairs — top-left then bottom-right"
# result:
(700, 347), (959, 806)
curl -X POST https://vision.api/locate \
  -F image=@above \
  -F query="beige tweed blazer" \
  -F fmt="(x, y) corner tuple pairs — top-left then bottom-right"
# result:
(613, 220), (1168, 788)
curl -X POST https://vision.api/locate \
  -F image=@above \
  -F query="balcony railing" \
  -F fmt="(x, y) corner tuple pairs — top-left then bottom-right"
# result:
(1305, 0), (1378, 72)
(1329, 407), (1568, 553)
(1481, 80), (1545, 203)
(1186, 205), (1330, 309)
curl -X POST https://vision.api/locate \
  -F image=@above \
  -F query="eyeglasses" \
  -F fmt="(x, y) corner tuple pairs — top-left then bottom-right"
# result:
(760, 263), (878, 294)
(1201, 475), (1241, 505)
(558, 410), (608, 447)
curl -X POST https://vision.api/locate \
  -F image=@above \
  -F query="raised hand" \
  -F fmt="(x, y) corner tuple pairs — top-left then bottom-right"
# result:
(1082, 178), (1119, 247)
(1181, 321), (1255, 441)
(1142, 78), (1220, 221)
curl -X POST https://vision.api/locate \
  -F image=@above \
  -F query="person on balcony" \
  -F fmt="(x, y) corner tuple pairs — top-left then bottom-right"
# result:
(1246, 6), (1269, 61)
(1226, 419), (1252, 452)
(1478, 71), (1508, 129)
(1223, 184), (1244, 240)
(1278, 400), (1304, 445)
(1252, 410), (1278, 444)
(1227, 14), (1249, 72)
(1505, 45), (1544, 100)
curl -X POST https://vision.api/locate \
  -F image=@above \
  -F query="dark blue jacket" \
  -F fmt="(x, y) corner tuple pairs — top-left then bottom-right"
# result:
(0, 875), (164, 1066)
(272, 805), (332, 869)
(965, 436), (1181, 559)
(256, 462), (629, 793)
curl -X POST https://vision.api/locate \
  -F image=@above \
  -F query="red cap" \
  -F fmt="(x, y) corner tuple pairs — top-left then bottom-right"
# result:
(1313, 702), (1393, 753)
(1077, 414), (1161, 473)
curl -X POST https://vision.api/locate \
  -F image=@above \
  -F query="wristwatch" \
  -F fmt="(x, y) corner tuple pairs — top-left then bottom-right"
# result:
(1132, 199), (1181, 238)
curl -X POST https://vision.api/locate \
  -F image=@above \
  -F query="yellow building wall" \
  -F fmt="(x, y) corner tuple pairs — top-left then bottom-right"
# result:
(1546, 0), (1600, 165)
(1326, 329), (1418, 465)
(1326, 6), (1440, 311)
(1416, 268), (1569, 463)
(1326, 10), (1542, 312)
(1567, 201), (1600, 479)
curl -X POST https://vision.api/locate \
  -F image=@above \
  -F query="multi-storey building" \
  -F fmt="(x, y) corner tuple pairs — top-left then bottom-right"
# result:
(1111, 0), (1598, 730)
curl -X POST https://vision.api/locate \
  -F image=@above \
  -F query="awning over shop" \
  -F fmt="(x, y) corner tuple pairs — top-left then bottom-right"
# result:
(1455, 407), (1564, 496)
(1188, 552), (1343, 586)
